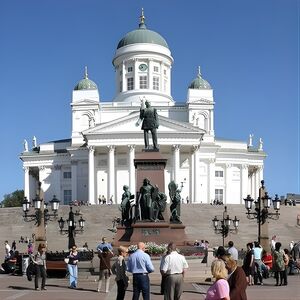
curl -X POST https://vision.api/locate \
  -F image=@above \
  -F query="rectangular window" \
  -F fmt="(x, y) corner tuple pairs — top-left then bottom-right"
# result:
(214, 189), (224, 204)
(215, 170), (224, 177)
(139, 76), (148, 89)
(63, 171), (71, 179)
(154, 66), (159, 72)
(153, 76), (159, 90)
(63, 190), (72, 205)
(127, 77), (134, 90)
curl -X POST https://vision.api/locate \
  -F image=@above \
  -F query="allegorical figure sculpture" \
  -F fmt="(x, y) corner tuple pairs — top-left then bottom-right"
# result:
(136, 99), (159, 150)
(168, 181), (182, 224)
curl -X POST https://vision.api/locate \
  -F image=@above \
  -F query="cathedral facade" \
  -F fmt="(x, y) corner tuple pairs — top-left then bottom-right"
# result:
(20, 12), (266, 206)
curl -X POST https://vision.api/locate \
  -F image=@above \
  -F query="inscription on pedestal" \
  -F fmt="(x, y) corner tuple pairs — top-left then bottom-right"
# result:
(141, 228), (160, 236)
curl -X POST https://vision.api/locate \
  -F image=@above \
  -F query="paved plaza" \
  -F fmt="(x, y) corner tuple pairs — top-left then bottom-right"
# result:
(0, 272), (299, 300)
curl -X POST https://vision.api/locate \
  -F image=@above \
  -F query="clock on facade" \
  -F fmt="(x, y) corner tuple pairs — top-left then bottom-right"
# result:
(139, 63), (148, 71)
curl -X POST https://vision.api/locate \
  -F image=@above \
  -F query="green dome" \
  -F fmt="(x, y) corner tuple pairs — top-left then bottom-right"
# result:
(74, 67), (98, 91)
(188, 68), (211, 90)
(117, 12), (169, 49)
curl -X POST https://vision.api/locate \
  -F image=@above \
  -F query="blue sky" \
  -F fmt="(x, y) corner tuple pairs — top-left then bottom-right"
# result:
(0, 0), (299, 201)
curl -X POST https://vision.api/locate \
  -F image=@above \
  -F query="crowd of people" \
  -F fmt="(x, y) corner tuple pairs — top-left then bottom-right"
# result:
(1, 236), (299, 299)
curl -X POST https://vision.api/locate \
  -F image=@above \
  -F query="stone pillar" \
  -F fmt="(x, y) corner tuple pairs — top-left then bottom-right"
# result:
(208, 159), (215, 204)
(88, 146), (95, 205)
(23, 167), (30, 200)
(122, 61), (126, 92)
(108, 145), (115, 203)
(134, 59), (139, 90)
(128, 145), (136, 194)
(225, 164), (232, 205)
(53, 165), (62, 202)
(189, 151), (194, 203)
(193, 145), (200, 203)
(172, 145), (180, 184)
(241, 164), (248, 203)
(71, 161), (78, 202)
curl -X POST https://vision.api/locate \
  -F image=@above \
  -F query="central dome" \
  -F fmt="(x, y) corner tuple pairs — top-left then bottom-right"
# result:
(117, 11), (169, 49)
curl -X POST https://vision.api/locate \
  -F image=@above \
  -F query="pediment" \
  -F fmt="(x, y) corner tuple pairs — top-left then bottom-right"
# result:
(82, 112), (205, 135)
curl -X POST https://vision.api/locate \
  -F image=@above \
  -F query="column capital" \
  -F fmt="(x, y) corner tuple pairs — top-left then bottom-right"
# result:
(23, 166), (30, 172)
(128, 145), (135, 151)
(87, 145), (95, 153)
(107, 145), (115, 152)
(172, 144), (181, 151)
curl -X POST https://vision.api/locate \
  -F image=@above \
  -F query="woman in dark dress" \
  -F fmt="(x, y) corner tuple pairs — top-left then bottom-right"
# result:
(242, 242), (254, 286)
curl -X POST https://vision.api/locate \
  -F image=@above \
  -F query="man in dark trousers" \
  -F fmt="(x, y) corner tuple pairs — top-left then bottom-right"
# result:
(136, 100), (159, 150)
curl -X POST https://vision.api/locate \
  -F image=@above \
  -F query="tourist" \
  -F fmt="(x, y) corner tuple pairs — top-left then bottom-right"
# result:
(161, 242), (189, 300)
(4, 241), (11, 259)
(242, 242), (254, 286)
(159, 247), (170, 295)
(127, 242), (154, 300)
(67, 245), (79, 289)
(205, 259), (230, 300)
(222, 254), (248, 300)
(111, 246), (129, 300)
(96, 236), (113, 253)
(32, 243), (47, 291)
(272, 242), (285, 286)
(253, 241), (264, 285)
(97, 246), (113, 293)
(227, 241), (238, 262)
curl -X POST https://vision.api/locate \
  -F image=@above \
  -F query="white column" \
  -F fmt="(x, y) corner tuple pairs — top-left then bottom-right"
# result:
(241, 164), (248, 204)
(208, 159), (215, 204)
(128, 145), (136, 194)
(193, 145), (200, 203)
(108, 145), (115, 203)
(134, 59), (139, 90)
(172, 145), (180, 184)
(122, 61), (126, 91)
(53, 165), (62, 202)
(189, 150), (194, 203)
(71, 161), (78, 202)
(225, 164), (232, 205)
(88, 146), (95, 205)
(23, 167), (30, 200)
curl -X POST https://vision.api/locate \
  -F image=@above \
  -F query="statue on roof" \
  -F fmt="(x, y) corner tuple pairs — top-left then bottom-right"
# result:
(136, 98), (159, 150)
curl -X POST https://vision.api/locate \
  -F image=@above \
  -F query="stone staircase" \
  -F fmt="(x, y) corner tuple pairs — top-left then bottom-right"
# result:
(0, 203), (299, 263)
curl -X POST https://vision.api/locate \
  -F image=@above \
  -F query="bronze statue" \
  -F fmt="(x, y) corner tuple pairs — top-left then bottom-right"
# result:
(120, 185), (131, 225)
(136, 99), (159, 150)
(168, 181), (182, 224)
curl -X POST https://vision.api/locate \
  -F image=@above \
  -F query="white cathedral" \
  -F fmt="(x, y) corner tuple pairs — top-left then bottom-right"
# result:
(20, 11), (266, 206)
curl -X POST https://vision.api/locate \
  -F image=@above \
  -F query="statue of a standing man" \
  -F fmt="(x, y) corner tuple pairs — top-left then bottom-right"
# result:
(136, 99), (159, 150)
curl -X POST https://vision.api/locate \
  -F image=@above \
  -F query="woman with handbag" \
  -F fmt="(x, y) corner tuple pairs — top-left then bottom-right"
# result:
(97, 246), (113, 293)
(31, 243), (47, 291)
(67, 245), (79, 289)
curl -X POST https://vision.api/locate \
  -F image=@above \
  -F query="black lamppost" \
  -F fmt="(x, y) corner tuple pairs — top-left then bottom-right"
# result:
(58, 206), (85, 249)
(212, 206), (239, 246)
(22, 194), (60, 226)
(244, 180), (280, 244)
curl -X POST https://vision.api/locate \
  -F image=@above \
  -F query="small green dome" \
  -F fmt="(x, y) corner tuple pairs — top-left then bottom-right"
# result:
(188, 67), (211, 90)
(117, 11), (169, 49)
(74, 67), (98, 91)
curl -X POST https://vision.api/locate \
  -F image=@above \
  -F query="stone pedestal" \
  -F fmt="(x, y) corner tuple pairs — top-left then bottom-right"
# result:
(112, 221), (188, 246)
(134, 151), (167, 194)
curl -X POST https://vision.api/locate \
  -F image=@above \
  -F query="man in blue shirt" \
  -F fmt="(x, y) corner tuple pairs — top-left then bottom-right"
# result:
(127, 242), (154, 300)
(96, 237), (113, 253)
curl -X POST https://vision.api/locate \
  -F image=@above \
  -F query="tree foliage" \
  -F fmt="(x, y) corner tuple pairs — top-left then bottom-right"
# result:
(1, 189), (24, 207)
